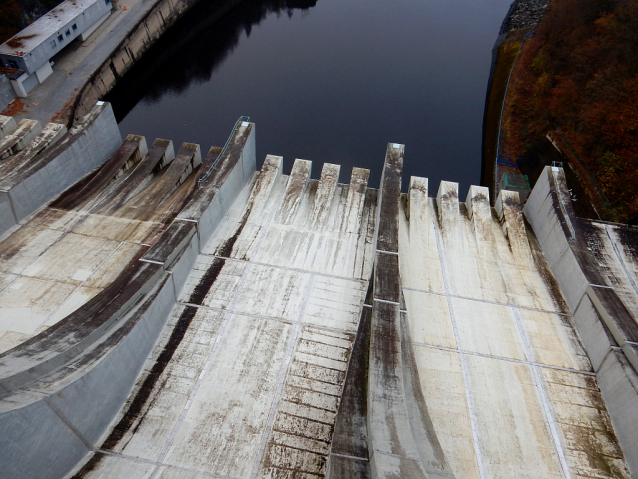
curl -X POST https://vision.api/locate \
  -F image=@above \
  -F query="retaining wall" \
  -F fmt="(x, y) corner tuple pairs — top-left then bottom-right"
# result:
(524, 166), (638, 476)
(71, 0), (242, 123)
(0, 123), (256, 479)
(0, 102), (121, 238)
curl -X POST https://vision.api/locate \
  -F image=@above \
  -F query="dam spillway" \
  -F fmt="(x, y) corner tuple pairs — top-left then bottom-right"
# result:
(0, 106), (636, 478)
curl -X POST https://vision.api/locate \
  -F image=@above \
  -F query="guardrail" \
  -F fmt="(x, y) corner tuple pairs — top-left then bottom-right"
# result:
(197, 116), (250, 188)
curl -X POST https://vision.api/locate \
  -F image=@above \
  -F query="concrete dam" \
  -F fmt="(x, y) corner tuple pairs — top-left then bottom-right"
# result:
(0, 103), (637, 479)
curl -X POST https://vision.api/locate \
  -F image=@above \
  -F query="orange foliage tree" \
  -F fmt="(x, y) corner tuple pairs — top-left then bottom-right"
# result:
(501, 0), (638, 222)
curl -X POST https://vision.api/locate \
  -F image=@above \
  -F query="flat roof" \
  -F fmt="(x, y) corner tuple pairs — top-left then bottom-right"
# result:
(0, 0), (102, 56)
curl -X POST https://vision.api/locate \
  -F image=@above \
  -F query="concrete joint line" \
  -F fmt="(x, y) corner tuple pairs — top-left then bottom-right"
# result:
(373, 298), (400, 305)
(376, 249), (399, 255)
(589, 283), (614, 290)
(330, 452), (369, 462)
(250, 274), (316, 479)
(205, 253), (367, 283)
(402, 286), (572, 317)
(96, 449), (236, 479)
(174, 217), (198, 223)
(511, 307), (572, 479)
(412, 342), (596, 376)
(548, 241), (572, 269)
(43, 396), (94, 451)
(150, 261), (257, 478)
(139, 258), (165, 266)
(604, 224), (638, 296)
(35, 240), (127, 334)
(595, 346), (622, 374)
(176, 301), (357, 336)
(431, 202), (487, 479)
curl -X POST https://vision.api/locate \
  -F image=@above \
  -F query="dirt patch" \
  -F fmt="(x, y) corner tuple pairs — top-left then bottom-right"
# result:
(6, 34), (37, 49)
(1, 97), (25, 116)
(51, 95), (76, 124)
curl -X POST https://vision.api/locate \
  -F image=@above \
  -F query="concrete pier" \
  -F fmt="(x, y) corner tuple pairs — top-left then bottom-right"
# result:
(0, 112), (634, 478)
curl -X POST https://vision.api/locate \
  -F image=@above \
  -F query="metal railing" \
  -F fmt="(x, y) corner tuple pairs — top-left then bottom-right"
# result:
(197, 116), (250, 188)
(494, 26), (535, 193)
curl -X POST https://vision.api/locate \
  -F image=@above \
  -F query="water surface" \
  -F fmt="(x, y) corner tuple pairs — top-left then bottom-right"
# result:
(108, 0), (511, 191)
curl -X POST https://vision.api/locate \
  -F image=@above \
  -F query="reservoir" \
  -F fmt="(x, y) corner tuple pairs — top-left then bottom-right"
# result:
(107, 0), (512, 190)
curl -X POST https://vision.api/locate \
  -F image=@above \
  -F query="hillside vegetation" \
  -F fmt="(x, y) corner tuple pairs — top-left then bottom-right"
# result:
(501, 0), (638, 222)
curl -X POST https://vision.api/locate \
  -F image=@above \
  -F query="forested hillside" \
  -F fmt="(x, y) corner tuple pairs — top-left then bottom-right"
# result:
(0, 0), (65, 44)
(501, 0), (638, 222)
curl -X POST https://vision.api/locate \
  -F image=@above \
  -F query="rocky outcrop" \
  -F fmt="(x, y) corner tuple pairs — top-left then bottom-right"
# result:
(499, 0), (548, 33)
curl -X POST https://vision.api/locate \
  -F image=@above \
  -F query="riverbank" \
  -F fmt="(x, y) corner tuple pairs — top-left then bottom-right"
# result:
(0, 0), (235, 128)
(481, 0), (547, 198)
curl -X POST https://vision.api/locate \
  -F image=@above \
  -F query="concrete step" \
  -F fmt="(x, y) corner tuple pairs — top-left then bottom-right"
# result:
(94, 138), (174, 215)
(0, 119), (42, 160)
(0, 115), (17, 140)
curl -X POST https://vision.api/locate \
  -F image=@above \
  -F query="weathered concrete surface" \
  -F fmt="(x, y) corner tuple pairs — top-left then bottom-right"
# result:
(0, 102), (121, 238)
(69, 150), (377, 478)
(399, 171), (630, 478)
(0, 122), (256, 479)
(0, 130), (634, 479)
(525, 166), (638, 476)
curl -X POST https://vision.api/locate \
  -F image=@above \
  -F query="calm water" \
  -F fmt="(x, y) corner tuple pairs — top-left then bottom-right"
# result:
(108, 0), (512, 191)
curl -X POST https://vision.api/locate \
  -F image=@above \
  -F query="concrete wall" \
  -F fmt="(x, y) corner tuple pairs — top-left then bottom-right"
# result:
(0, 75), (16, 112)
(0, 102), (120, 238)
(71, 0), (240, 122)
(0, 123), (256, 479)
(524, 166), (638, 476)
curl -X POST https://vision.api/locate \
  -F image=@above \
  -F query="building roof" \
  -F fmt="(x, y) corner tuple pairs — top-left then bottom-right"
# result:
(0, 0), (101, 56)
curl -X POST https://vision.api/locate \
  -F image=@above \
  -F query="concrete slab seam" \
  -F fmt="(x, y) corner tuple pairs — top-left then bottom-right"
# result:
(330, 452), (369, 462)
(511, 306), (572, 479)
(249, 274), (316, 479)
(149, 262), (257, 478)
(95, 449), (237, 479)
(204, 253), (367, 283)
(605, 224), (638, 297)
(43, 396), (94, 451)
(431, 201), (487, 479)
(176, 300), (358, 336)
(402, 286), (572, 317)
(376, 249), (399, 255)
(595, 346), (623, 375)
(373, 298), (400, 306)
(139, 258), (165, 266)
(412, 342), (596, 376)
(34, 240), (127, 334)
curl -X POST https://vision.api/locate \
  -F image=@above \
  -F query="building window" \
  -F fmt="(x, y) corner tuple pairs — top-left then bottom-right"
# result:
(72, 23), (77, 30)
(58, 34), (63, 42)
(65, 29), (70, 36)
(50, 40), (57, 48)
(8, 59), (18, 69)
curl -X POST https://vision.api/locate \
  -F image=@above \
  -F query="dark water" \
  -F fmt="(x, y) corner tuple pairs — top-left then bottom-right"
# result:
(107, 0), (512, 192)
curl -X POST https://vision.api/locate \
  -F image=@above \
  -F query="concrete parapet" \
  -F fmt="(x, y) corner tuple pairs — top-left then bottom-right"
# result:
(0, 121), (257, 478)
(0, 102), (121, 239)
(0, 115), (17, 140)
(0, 118), (42, 159)
(524, 165), (638, 475)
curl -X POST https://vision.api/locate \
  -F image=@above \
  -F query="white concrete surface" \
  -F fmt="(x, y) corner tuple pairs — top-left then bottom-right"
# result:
(399, 177), (630, 479)
(74, 155), (377, 478)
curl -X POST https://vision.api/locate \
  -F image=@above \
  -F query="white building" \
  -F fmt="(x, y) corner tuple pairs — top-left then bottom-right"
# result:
(0, 0), (113, 97)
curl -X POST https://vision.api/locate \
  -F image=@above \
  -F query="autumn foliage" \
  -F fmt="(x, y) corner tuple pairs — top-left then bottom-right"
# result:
(501, 0), (638, 222)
